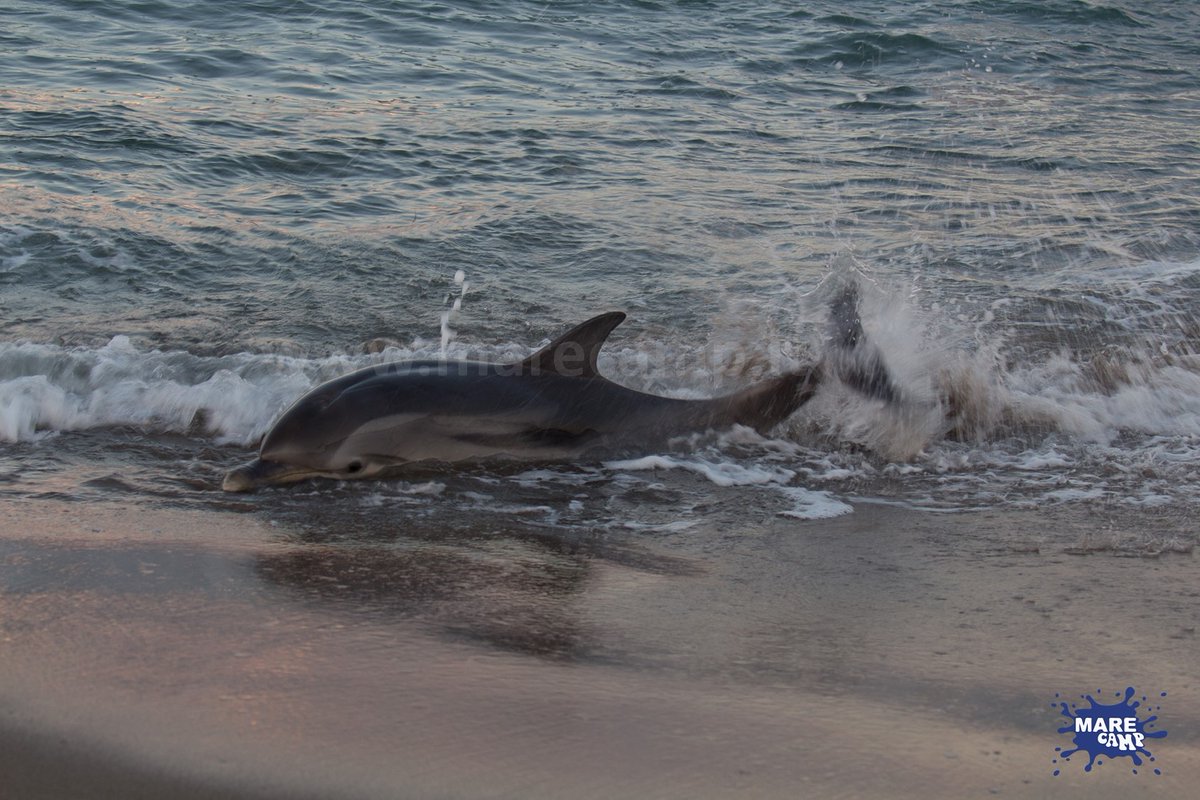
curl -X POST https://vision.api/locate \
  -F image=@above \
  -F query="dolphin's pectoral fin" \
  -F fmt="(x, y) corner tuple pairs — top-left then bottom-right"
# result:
(518, 312), (626, 379)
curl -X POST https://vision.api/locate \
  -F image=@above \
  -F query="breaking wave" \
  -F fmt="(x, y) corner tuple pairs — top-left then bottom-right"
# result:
(5, 262), (1200, 512)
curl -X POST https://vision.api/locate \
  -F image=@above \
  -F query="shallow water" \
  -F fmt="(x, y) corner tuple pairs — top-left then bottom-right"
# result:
(3, 0), (1200, 522)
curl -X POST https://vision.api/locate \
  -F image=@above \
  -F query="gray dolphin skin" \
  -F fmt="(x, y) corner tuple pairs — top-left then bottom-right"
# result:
(223, 286), (896, 492)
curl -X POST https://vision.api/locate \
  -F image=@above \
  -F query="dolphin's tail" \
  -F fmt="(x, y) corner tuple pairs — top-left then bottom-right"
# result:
(726, 365), (823, 434)
(704, 283), (900, 435)
(826, 282), (901, 404)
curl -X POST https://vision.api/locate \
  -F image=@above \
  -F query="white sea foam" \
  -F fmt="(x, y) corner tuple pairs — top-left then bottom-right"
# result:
(776, 486), (854, 520)
(604, 452), (853, 520)
(0, 337), (354, 444)
(605, 454), (795, 487)
(617, 519), (700, 533)
(1041, 486), (1108, 503)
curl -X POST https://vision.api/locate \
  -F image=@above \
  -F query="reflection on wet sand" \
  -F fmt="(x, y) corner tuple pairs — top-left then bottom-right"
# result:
(258, 543), (590, 658)
(255, 512), (702, 660)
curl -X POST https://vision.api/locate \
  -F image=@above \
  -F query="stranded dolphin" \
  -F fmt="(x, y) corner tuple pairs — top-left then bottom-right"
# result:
(222, 285), (897, 492)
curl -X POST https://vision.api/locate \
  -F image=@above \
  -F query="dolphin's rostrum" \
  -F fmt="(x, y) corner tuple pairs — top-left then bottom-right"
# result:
(223, 286), (897, 492)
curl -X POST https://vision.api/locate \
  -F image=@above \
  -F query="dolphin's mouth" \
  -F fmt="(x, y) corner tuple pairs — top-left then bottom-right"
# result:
(222, 459), (320, 492)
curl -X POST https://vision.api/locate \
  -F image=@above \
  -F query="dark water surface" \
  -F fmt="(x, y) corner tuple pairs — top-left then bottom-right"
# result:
(4, 0), (1198, 340)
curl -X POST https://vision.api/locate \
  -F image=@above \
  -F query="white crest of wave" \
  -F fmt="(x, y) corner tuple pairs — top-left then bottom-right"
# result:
(0, 337), (354, 444)
(790, 275), (1200, 461)
(605, 454), (796, 487)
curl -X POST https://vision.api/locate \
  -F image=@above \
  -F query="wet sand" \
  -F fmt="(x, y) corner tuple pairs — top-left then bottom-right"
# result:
(0, 497), (1195, 799)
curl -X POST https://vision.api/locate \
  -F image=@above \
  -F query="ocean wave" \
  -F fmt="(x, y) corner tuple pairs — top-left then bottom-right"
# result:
(5, 278), (1200, 513)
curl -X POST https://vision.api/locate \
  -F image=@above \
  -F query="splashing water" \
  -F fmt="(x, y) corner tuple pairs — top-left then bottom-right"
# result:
(440, 269), (470, 357)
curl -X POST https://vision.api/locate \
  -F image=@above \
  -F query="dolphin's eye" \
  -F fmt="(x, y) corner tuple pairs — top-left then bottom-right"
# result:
(346, 460), (363, 474)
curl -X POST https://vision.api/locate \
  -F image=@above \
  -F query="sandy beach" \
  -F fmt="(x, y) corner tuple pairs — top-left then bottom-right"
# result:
(1, 496), (1194, 799)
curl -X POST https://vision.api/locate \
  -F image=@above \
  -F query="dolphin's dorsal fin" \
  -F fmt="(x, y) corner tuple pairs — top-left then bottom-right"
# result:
(519, 312), (626, 378)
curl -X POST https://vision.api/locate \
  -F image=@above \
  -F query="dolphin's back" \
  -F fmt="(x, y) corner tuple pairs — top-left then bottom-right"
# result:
(262, 359), (712, 464)
(327, 360), (815, 458)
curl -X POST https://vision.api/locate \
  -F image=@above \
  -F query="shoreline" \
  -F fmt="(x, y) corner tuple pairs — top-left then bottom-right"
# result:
(1, 496), (1195, 799)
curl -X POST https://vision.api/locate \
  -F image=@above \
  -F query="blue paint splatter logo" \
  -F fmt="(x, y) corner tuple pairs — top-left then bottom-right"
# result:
(1052, 687), (1168, 775)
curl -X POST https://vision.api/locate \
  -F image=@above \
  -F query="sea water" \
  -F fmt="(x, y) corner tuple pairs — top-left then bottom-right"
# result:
(2, 0), (1199, 527)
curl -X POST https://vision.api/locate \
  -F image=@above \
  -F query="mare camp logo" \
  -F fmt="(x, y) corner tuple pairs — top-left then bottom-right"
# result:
(1052, 687), (1167, 775)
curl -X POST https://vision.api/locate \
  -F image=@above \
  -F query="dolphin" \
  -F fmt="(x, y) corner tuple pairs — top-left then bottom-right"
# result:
(222, 285), (897, 492)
